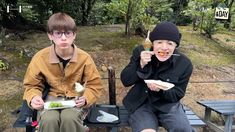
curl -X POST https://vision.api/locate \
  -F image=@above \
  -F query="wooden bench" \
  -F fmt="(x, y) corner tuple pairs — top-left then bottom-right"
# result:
(197, 100), (235, 132)
(84, 67), (205, 132)
(22, 66), (205, 132)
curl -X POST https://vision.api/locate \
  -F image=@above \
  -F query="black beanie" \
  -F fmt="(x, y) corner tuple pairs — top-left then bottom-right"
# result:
(150, 21), (181, 47)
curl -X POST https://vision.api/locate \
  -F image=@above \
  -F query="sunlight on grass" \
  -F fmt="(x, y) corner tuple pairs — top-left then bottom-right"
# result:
(76, 25), (234, 66)
(187, 51), (234, 66)
(76, 26), (142, 53)
(180, 26), (235, 66)
(2, 25), (234, 67)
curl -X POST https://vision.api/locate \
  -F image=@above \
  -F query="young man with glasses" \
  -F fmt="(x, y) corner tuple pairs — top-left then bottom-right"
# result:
(23, 12), (102, 132)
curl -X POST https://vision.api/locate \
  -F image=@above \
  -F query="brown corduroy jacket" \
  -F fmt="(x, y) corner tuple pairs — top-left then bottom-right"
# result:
(23, 44), (102, 107)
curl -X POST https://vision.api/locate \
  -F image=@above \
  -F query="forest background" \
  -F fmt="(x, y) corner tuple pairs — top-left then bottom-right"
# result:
(0, 0), (235, 131)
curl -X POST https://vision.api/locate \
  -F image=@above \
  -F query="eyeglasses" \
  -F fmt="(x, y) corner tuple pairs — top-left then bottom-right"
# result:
(52, 31), (74, 38)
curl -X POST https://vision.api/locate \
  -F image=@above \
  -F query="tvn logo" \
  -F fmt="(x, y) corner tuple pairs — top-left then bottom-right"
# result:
(6, 5), (33, 13)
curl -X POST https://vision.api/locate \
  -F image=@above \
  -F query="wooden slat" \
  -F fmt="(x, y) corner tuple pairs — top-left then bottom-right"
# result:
(216, 109), (235, 115)
(187, 115), (201, 120)
(197, 100), (235, 108)
(85, 105), (205, 128)
(108, 105), (205, 127)
(183, 106), (190, 110)
(198, 100), (235, 104)
(207, 105), (235, 109)
(189, 120), (206, 126)
(185, 111), (194, 115)
(202, 103), (235, 108)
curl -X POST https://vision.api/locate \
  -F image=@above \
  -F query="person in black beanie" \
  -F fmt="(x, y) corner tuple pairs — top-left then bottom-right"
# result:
(121, 21), (193, 132)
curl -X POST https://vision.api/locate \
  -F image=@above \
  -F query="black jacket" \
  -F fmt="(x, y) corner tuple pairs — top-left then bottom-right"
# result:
(121, 45), (193, 114)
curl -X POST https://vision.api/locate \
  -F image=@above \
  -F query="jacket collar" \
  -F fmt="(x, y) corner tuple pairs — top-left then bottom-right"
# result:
(49, 44), (78, 64)
(171, 49), (180, 67)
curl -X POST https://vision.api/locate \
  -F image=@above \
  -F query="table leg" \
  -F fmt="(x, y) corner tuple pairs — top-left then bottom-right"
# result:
(107, 127), (118, 132)
(224, 115), (233, 132)
(203, 107), (211, 132)
(110, 127), (118, 132)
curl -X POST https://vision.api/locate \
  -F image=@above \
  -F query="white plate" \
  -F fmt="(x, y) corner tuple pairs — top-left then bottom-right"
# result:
(144, 80), (175, 90)
(44, 100), (76, 110)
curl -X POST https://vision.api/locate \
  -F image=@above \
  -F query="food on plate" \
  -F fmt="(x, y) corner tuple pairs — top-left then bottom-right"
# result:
(75, 82), (85, 97)
(44, 100), (76, 109)
(143, 31), (152, 51)
(49, 102), (63, 108)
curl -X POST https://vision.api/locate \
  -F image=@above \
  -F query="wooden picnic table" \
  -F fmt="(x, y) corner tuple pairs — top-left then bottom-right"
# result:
(197, 100), (235, 132)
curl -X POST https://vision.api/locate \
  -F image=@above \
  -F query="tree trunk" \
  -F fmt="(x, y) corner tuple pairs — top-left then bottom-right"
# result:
(200, 13), (204, 33)
(125, 0), (132, 36)
(81, 0), (96, 26)
(224, 0), (234, 29)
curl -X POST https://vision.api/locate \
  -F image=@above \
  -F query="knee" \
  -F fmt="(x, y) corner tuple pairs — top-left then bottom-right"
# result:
(141, 129), (156, 132)
(41, 115), (59, 125)
(61, 113), (78, 122)
(172, 125), (191, 132)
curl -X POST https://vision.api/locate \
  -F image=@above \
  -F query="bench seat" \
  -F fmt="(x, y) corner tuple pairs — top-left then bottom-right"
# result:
(84, 105), (205, 131)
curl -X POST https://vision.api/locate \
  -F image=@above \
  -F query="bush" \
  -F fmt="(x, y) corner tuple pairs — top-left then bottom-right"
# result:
(201, 8), (218, 38)
(0, 60), (8, 71)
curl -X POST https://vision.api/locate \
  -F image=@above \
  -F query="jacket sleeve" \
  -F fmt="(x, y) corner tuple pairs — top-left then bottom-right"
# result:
(83, 56), (102, 107)
(23, 56), (45, 107)
(161, 62), (193, 102)
(121, 45), (152, 87)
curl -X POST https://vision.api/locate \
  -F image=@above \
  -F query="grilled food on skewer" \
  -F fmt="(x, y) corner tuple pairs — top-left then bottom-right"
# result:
(143, 31), (152, 51)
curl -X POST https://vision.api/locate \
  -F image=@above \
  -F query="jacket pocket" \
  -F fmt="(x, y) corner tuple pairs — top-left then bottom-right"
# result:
(158, 73), (179, 83)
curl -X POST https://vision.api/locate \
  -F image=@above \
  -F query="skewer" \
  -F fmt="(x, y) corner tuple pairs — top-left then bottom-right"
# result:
(172, 54), (180, 56)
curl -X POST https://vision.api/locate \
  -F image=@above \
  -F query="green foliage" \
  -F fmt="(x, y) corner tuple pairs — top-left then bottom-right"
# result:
(100, 0), (158, 30)
(20, 0), (51, 25)
(150, 0), (173, 21)
(201, 8), (218, 38)
(185, 0), (226, 37)
(18, 0), (39, 22)
(60, 3), (81, 24)
(19, 50), (24, 58)
(0, 60), (8, 71)
(104, 0), (128, 24)
(0, 28), (4, 47)
(230, 2), (235, 28)
(89, 1), (107, 25)
(131, 0), (153, 30)
(21, 0), (83, 25)
(89, 0), (124, 25)
(185, 0), (211, 20)
(0, 1), (6, 23)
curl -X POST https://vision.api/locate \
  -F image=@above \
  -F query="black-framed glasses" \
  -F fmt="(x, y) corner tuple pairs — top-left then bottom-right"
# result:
(52, 30), (74, 38)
